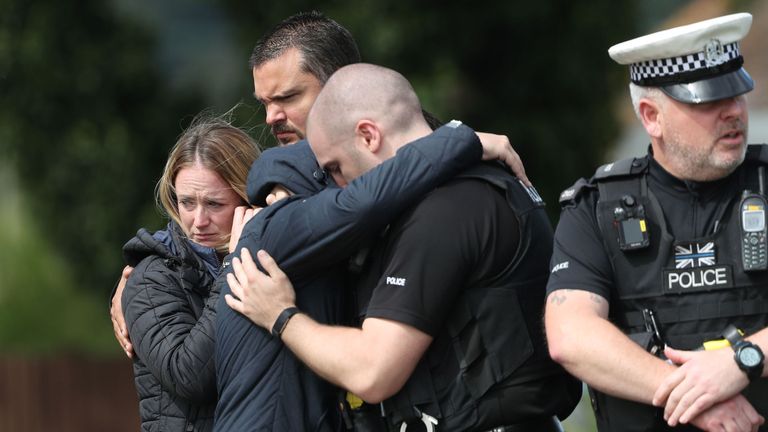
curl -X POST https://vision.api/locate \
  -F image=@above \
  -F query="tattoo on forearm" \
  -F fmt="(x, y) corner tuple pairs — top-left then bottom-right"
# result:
(550, 290), (570, 306)
(589, 293), (605, 305)
(550, 290), (605, 307)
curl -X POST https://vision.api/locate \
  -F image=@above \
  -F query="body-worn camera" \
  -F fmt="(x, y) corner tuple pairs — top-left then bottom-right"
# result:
(613, 195), (650, 251)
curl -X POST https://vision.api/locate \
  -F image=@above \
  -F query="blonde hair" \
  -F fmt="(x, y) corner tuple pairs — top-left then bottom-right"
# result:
(156, 115), (261, 249)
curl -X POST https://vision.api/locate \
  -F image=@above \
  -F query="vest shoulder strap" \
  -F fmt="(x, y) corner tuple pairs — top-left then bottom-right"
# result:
(456, 162), (545, 210)
(593, 157), (639, 180)
(559, 156), (650, 207)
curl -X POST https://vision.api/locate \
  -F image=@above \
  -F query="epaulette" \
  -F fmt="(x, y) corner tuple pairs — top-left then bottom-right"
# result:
(593, 156), (647, 180)
(559, 157), (649, 206)
(558, 178), (593, 205)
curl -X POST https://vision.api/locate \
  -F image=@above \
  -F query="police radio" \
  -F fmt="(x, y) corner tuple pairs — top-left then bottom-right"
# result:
(740, 190), (768, 271)
(614, 194), (650, 251)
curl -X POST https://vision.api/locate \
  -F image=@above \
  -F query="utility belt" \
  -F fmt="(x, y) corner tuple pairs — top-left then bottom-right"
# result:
(340, 392), (564, 432)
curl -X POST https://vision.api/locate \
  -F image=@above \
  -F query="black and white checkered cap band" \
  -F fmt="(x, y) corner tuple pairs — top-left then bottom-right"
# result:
(629, 42), (740, 84)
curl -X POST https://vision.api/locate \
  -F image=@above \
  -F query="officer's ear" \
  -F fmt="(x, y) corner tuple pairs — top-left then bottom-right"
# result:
(354, 119), (382, 154)
(638, 97), (662, 139)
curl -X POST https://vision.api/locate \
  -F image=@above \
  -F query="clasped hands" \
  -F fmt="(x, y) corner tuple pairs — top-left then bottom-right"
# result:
(652, 346), (763, 431)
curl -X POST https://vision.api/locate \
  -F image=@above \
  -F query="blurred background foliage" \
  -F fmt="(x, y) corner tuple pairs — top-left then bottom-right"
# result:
(1, 0), (749, 428)
(0, 0), (711, 352)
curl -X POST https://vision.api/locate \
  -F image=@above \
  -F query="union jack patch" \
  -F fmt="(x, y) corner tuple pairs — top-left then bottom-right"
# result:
(674, 242), (716, 269)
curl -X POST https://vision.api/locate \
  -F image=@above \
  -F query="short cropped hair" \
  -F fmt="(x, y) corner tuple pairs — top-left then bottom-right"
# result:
(248, 11), (361, 84)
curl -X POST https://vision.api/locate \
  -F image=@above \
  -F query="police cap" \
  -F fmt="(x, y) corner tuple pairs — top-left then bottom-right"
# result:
(609, 13), (754, 104)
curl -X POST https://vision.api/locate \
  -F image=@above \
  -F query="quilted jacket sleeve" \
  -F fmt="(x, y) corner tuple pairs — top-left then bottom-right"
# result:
(123, 256), (218, 403)
(235, 123), (483, 281)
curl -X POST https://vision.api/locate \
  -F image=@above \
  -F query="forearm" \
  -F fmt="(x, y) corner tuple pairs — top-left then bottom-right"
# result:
(259, 124), (482, 275)
(553, 313), (673, 402)
(226, 250), (430, 402)
(279, 314), (416, 403)
(545, 290), (676, 404)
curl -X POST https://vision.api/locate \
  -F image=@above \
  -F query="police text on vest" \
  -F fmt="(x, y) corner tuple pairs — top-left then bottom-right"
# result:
(663, 265), (733, 294)
(386, 277), (406, 286)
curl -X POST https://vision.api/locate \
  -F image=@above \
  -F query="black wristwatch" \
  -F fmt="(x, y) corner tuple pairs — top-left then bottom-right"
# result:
(723, 325), (765, 381)
(271, 307), (301, 339)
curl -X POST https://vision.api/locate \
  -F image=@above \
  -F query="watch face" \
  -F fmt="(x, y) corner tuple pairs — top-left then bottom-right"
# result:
(739, 347), (763, 367)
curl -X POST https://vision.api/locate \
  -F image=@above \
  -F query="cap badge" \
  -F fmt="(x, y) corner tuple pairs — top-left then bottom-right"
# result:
(704, 39), (726, 66)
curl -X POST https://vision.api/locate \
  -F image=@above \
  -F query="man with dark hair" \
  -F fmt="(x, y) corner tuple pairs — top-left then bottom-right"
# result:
(110, 10), (528, 359)
(248, 11), (361, 146)
(108, 11), (533, 431)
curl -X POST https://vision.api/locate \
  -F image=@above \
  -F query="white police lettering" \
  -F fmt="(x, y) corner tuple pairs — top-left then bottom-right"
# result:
(664, 265), (733, 293)
(551, 261), (569, 273)
(386, 277), (406, 286)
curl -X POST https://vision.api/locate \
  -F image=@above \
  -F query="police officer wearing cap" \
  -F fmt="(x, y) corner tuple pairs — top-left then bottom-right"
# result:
(545, 13), (768, 432)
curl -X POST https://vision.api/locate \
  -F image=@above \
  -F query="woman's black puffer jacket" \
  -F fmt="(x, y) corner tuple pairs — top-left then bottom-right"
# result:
(122, 221), (220, 432)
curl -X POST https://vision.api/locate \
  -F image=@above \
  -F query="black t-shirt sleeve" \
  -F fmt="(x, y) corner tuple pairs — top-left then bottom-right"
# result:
(364, 180), (518, 336)
(546, 194), (614, 300)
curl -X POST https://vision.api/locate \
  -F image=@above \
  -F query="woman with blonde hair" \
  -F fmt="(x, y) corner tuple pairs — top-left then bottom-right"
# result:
(121, 115), (259, 431)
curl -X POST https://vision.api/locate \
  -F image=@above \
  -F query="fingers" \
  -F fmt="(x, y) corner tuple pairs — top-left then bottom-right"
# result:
(243, 207), (256, 222)
(728, 397), (761, 432)
(664, 346), (691, 364)
(739, 397), (764, 428)
(672, 393), (716, 427)
(508, 153), (531, 186)
(110, 309), (133, 358)
(256, 249), (284, 279)
(664, 375), (696, 425)
(229, 256), (249, 297)
(233, 205), (246, 222)
(653, 368), (683, 406)
(678, 394), (717, 425)
(123, 340), (133, 359)
(111, 273), (133, 358)
(240, 248), (261, 278)
(226, 270), (244, 300)
(122, 265), (134, 278)
(266, 193), (277, 206)
(224, 293), (243, 315)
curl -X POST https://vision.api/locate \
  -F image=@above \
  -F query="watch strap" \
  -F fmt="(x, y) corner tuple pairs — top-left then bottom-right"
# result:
(271, 306), (300, 338)
(722, 324), (743, 347)
(739, 343), (765, 381)
(722, 324), (764, 381)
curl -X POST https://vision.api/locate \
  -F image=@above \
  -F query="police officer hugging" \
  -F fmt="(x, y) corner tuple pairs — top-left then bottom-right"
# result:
(557, 12), (768, 431)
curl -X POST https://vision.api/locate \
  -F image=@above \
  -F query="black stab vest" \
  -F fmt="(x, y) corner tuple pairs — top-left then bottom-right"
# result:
(561, 145), (768, 431)
(382, 163), (581, 431)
